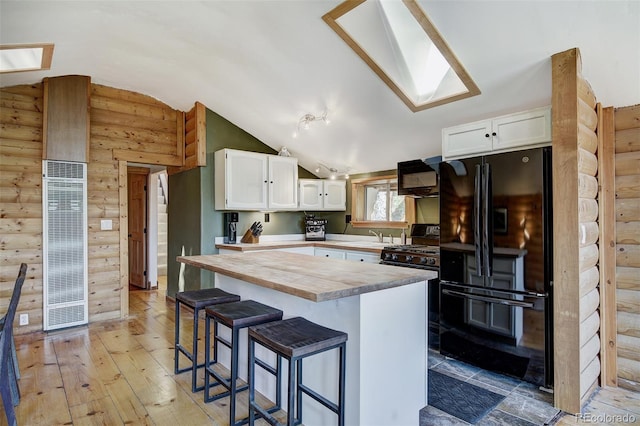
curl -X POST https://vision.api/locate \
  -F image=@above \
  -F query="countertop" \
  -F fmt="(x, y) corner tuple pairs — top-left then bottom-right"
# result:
(177, 251), (436, 302)
(440, 242), (528, 258)
(216, 240), (392, 254)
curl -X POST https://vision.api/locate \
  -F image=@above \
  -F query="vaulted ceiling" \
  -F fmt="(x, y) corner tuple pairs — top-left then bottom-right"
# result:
(1, 1), (638, 177)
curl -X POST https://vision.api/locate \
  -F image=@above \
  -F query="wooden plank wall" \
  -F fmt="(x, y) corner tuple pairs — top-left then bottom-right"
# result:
(614, 104), (640, 392)
(0, 84), (44, 334)
(0, 79), (185, 333)
(551, 47), (601, 413)
(168, 101), (206, 175)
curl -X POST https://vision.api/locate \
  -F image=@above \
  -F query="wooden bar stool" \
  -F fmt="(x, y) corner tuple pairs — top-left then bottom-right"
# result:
(248, 317), (348, 426)
(174, 288), (240, 392)
(204, 300), (283, 426)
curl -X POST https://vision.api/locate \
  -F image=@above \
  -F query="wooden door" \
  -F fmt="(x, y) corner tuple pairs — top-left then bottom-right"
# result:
(128, 168), (148, 288)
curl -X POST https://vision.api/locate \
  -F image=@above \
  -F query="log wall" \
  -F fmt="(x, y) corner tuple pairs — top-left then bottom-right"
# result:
(0, 84), (45, 334)
(614, 104), (640, 392)
(0, 78), (185, 333)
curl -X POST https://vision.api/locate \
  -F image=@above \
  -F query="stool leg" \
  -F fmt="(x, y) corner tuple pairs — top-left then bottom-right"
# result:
(229, 326), (239, 426)
(275, 354), (282, 410)
(287, 357), (296, 426)
(192, 307), (200, 392)
(174, 300), (180, 374)
(204, 313), (211, 400)
(248, 338), (256, 426)
(338, 343), (346, 426)
(295, 358), (302, 425)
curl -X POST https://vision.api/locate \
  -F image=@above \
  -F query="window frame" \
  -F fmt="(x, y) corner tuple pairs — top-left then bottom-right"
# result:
(350, 174), (414, 229)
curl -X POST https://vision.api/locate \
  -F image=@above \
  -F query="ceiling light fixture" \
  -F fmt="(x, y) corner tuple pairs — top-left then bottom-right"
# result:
(316, 163), (350, 180)
(292, 112), (330, 138)
(0, 43), (54, 73)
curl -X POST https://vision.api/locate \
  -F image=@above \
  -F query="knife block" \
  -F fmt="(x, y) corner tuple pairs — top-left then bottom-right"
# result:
(240, 229), (259, 244)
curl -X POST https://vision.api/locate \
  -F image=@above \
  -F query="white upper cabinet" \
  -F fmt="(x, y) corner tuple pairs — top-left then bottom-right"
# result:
(299, 179), (346, 211)
(215, 149), (298, 210)
(442, 106), (551, 160)
(268, 155), (299, 210)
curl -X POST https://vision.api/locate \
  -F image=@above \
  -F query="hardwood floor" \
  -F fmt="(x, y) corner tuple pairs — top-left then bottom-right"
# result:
(3, 278), (639, 425)
(2, 279), (285, 426)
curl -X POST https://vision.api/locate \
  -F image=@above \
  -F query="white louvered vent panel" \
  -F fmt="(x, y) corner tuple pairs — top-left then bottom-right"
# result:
(45, 160), (85, 180)
(43, 160), (88, 331)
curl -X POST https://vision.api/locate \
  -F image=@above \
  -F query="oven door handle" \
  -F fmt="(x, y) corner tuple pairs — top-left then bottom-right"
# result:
(442, 288), (535, 308)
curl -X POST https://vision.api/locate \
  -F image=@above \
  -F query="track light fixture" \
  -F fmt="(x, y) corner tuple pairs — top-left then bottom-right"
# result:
(315, 162), (350, 180)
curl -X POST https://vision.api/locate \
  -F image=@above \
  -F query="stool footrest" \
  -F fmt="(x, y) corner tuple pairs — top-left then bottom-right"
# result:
(204, 382), (249, 403)
(214, 335), (232, 350)
(298, 383), (339, 415)
(255, 357), (277, 376)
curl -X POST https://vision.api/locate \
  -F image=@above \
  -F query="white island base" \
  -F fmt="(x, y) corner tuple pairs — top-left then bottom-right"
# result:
(214, 273), (428, 426)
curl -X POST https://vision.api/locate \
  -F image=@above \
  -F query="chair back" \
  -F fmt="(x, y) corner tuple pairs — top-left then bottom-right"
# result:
(1, 263), (27, 426)
(1, 263), (27, 351)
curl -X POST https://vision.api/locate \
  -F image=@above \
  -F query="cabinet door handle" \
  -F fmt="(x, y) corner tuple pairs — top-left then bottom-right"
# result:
(485, 133), (490, 138)
(492, 132), (497, 136)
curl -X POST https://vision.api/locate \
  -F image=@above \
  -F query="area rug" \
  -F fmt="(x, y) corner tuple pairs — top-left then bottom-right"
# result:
(428, 370), (506, 424)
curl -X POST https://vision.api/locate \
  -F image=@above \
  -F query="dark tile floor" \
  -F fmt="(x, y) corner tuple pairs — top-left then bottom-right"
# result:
(421, 349), (561, 425)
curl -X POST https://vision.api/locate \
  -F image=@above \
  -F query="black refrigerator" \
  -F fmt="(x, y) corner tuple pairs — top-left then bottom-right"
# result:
(438, 147), (553, 388)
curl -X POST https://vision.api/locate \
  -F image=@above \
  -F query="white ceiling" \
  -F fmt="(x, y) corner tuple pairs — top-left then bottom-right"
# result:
(1, 1), (638, 178)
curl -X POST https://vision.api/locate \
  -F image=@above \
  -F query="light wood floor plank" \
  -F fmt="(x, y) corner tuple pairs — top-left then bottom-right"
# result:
(4, 278), (637, 426)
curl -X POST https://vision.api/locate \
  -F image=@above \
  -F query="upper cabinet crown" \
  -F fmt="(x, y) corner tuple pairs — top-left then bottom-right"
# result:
(442, 106), (551, 160)
(299, 179), (346, 211)
(215, 149), (298, 211)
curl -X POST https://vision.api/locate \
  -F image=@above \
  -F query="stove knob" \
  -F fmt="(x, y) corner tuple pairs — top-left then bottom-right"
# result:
(427, 258), (436, 265)
(391, 254), (399, 261)
(406, 255), (414, 262)
(384, 253), (393, 261)
(419, 257), (427, 264)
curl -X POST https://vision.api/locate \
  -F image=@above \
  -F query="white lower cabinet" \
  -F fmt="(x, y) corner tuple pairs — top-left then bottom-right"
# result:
(345, 251), (380, 263)
(442, 106), (551, 160)
(314, 248), (346, 259)
(315, 248), (380, 263)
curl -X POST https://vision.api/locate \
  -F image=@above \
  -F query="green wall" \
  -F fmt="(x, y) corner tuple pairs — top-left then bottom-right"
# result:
(167, 109), (320, 296)
(167, 108), (439, 296)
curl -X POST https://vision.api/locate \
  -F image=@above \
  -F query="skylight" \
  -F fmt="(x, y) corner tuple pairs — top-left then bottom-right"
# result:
(0, 43), (54, 73)
(323, 0), (479, 112)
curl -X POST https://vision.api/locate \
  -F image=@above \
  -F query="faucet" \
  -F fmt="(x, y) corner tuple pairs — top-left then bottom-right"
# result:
(369, 230), (383, 243)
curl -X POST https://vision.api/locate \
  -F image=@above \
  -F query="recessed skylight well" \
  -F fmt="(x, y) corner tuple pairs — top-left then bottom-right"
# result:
(323, 0), (480, 112)
(0, 43), (54, 73)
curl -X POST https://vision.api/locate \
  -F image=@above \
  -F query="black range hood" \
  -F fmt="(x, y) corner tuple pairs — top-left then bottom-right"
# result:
(397, 156), (441, 197)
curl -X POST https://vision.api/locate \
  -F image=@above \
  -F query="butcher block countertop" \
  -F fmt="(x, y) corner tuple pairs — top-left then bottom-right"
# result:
(177, 251), (436, 302)
(216, 240), (390, 254)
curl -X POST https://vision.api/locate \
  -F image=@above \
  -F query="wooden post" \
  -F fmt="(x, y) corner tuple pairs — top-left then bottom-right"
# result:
(598, 105), (617, 387)
(551, 47), (583, 414)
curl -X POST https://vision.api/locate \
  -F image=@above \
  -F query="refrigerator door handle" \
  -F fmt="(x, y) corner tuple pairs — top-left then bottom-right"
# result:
(474, 164), (482, 273)
(483, 163), (493, 277)
(442, 289), (535, 308)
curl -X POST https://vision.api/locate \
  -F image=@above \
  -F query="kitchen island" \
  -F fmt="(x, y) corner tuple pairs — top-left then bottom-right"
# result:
(177, 251), (436, 426)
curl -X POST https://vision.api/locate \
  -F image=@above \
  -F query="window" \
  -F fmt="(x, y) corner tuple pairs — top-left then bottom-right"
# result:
(323, 0), (480, 112)
(365, 179), (404, 221)
(0, 43), (54, 73)
(351, 175), (414, 229)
